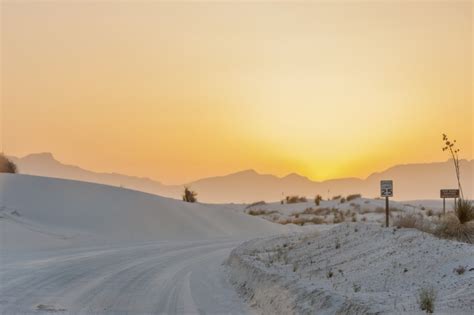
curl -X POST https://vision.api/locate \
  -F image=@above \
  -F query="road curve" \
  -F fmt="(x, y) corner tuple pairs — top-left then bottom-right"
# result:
(0, 240), (254, 314)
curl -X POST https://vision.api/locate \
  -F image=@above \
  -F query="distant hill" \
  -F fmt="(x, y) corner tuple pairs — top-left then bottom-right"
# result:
(8, 153), (473, 203)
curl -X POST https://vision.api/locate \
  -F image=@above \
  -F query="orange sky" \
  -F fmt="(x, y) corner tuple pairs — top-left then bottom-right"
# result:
(1, 1), (472, 184)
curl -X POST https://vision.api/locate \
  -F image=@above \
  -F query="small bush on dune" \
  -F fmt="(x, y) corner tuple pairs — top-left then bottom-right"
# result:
(314, 194), (323, 206)
(434, 213), (474, 244)
(302, 207), (331, 216)
(394, 213), (422, 229)
(286, 195), (307, 204)
(279, 216), (326, 226)
(333, 211), (345, 224)
(247, 209), (277, 216)
(182, 187), (197, 203)
(455, 199), (474, 224)
(418, 287), (436, 313)
(346, 194), (362, 201)
(0, 154), (17, 174)
(332, 195), (342, 200)
(340, 197), (346, 204)
(453, 265), (466, 275)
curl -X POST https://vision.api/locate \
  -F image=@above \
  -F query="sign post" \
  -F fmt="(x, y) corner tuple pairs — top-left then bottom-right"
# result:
(440, 189), (460, 215)
(380, 180), (393, 227)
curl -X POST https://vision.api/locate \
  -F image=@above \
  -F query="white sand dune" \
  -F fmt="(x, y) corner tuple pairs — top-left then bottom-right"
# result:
(0, 174), (288, 314)
(0, 174), (287, 250)
(227, 223), (474, 314)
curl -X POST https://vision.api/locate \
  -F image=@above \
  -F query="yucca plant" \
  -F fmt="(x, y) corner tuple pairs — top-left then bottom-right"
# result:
(442, 134), (463, 199)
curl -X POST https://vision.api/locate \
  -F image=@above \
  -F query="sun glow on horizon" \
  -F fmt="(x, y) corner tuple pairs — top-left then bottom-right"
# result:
(1, 1), (472, 184)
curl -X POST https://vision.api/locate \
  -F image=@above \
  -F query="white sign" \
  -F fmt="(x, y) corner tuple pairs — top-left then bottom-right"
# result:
(381, 180), (393, 197)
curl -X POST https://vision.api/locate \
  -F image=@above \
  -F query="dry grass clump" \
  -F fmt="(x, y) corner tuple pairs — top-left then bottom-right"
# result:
(453, 265), (466, 275)
(418, 287), (436, 313)
(0, 154), (17, 174)
(395, 204), (474, 244)
(333, 211), (345, 223)
(434, 213), (474, 244)
(286, 195), (307, 204)
(247, 209), (278, 216)
(394, 213), (424, 229)
(346, 194), (362, 201)
(301, 207), (332, 216)
(314, 194), (323, 206)
(279, 216), (326, 226)
(455, 199), (474, 224)
(245, 201), (266, 209)
(182, 187), (197, 203)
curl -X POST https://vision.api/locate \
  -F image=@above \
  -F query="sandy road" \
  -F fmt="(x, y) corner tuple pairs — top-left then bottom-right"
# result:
(0, 240), (254, 314)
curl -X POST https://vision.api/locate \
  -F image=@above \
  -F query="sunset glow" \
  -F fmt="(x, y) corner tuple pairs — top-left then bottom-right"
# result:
(1, 1), (472, 184)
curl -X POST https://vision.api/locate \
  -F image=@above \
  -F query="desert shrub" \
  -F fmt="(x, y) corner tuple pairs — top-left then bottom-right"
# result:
(290, 218), (305, 226)
(0, 154), (17, 174)
(361, 216), (367, 222)
(245, 201), (266, 209)
(434, 213), (474, 244)
(332, 195), (342, 200)
(346, 194), (362, 201)
(453, 265), (466, 275)
(426, 209), (434, 217)
(333, 211), (345, 223)
(353, 283), (361, 292)
(340, 197), (346, 204)
(182, 187), (197, 203)
(279, 216), (326, 226)
(352, 215), (357, 222)
(310, 217), (326, 224)
(455, 199), (474, 224)
(314, 194), (323, 206)
(247, 209), (277, 216)
(302, 207), (331, 216)
(394, 213), (423, 229)
(418, 287), (436, 313)
(286, 195), (307, 204)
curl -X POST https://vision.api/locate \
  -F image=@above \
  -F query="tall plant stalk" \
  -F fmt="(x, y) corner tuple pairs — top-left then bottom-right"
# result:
(442, 134), (464, 199)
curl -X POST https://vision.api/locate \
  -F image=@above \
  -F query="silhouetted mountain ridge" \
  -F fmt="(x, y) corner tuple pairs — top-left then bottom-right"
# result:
(8, 153), (473, 203)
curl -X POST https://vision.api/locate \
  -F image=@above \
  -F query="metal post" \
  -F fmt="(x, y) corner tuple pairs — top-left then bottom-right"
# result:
(385, 196), (389, 227)
(443, 198), (446, 215)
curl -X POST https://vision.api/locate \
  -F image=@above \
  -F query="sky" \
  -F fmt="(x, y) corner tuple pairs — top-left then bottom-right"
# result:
(1, 1), (472, 185)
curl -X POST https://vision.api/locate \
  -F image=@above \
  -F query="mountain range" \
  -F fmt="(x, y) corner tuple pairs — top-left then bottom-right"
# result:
(8, 153), (473, 203)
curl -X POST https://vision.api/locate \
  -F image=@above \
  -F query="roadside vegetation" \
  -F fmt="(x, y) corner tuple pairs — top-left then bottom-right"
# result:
(0, 154), (18, 174)
(182, 187), (197, 203)
(285, 195), (307, 204)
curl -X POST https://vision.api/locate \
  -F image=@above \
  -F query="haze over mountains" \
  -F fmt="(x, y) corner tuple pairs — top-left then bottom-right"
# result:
(9, 153), (473, 203)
